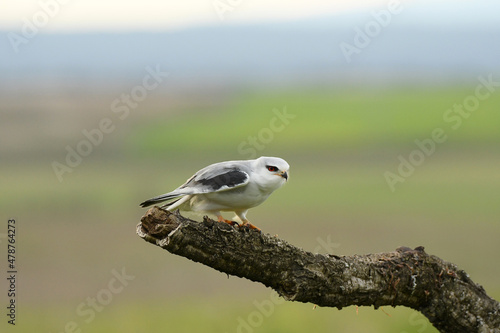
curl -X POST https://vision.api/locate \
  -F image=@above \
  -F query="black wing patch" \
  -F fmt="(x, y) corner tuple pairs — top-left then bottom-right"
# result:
(188, 169), (249, 192)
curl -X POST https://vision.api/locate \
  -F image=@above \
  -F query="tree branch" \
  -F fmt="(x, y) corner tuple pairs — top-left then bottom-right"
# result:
(137, 207), (499, 333)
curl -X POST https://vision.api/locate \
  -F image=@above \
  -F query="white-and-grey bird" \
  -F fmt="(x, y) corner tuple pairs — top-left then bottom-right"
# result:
(140, 156), (289, 230)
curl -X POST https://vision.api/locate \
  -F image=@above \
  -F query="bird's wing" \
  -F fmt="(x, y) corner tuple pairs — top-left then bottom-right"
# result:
(180, 162), (250, 194)
(139, 161), (250, 208)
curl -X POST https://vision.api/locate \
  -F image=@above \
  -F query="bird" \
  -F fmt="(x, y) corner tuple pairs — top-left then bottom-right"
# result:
(140, 156), (289, 231)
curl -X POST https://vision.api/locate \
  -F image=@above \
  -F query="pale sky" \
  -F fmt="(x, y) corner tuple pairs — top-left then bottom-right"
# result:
(2, 0), (396, 32)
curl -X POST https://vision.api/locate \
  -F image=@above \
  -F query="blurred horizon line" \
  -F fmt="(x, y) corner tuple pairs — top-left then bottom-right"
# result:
(1, 0), (499, 91)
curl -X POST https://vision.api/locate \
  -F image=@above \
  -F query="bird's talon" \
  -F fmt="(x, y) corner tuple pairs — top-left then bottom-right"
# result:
(240, 223), (261, 232)
(217, 216), (239, 227)
(226, 220), (239, 227)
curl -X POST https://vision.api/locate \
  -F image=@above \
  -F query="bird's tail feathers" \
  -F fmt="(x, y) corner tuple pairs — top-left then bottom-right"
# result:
(140, 192), (183, 208)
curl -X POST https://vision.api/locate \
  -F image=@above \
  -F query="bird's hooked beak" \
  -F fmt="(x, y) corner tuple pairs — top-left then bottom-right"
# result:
(280, 171), (288, 181)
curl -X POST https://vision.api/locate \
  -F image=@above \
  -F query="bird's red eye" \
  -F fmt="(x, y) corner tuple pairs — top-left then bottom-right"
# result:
(267, 166), (278, 172)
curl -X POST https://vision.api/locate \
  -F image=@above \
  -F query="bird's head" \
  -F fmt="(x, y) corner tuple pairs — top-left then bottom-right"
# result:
(253, 156), (290, 191)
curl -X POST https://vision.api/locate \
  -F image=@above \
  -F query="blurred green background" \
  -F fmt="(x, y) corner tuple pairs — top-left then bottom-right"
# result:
(2, 87), (499, 332)
(2, 1), (500, 332)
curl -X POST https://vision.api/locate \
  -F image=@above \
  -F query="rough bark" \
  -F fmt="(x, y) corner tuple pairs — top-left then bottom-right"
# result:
(137, 207), (500, 333)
